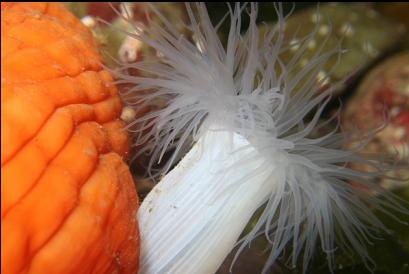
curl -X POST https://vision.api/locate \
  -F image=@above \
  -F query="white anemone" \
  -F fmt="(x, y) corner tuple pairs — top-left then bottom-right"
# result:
(114, 3), (408, 274)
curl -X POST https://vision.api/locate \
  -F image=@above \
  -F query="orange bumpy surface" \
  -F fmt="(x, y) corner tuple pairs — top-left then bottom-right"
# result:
(1, 3), (140, 274)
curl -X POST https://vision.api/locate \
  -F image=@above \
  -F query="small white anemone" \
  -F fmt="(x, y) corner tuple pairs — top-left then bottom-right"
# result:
(114, 3), (408, 274)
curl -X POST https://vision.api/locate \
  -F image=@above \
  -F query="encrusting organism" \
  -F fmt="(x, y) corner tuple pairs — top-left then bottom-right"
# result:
(115, 3), (408, 274)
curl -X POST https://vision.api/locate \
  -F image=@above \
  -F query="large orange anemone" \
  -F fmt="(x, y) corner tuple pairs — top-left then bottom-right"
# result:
(1, 3), (140, 273)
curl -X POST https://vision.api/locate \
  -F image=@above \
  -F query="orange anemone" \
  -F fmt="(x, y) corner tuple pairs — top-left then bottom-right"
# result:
(1, 3), (140, 273)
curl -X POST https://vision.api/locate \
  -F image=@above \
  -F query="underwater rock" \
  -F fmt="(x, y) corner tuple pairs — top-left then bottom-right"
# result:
(259, 3), (406, 96)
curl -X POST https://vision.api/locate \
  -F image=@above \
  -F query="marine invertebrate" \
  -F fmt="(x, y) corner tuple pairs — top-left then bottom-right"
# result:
(1, 3), (140, 273)
(116, 3), (407, 273)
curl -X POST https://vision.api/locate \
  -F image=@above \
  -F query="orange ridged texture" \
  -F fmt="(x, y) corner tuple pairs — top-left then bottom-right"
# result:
(1, 3), (140, 274)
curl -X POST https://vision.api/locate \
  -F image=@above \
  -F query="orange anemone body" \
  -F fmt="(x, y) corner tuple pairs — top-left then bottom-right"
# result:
(1, 3), (140, 274)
